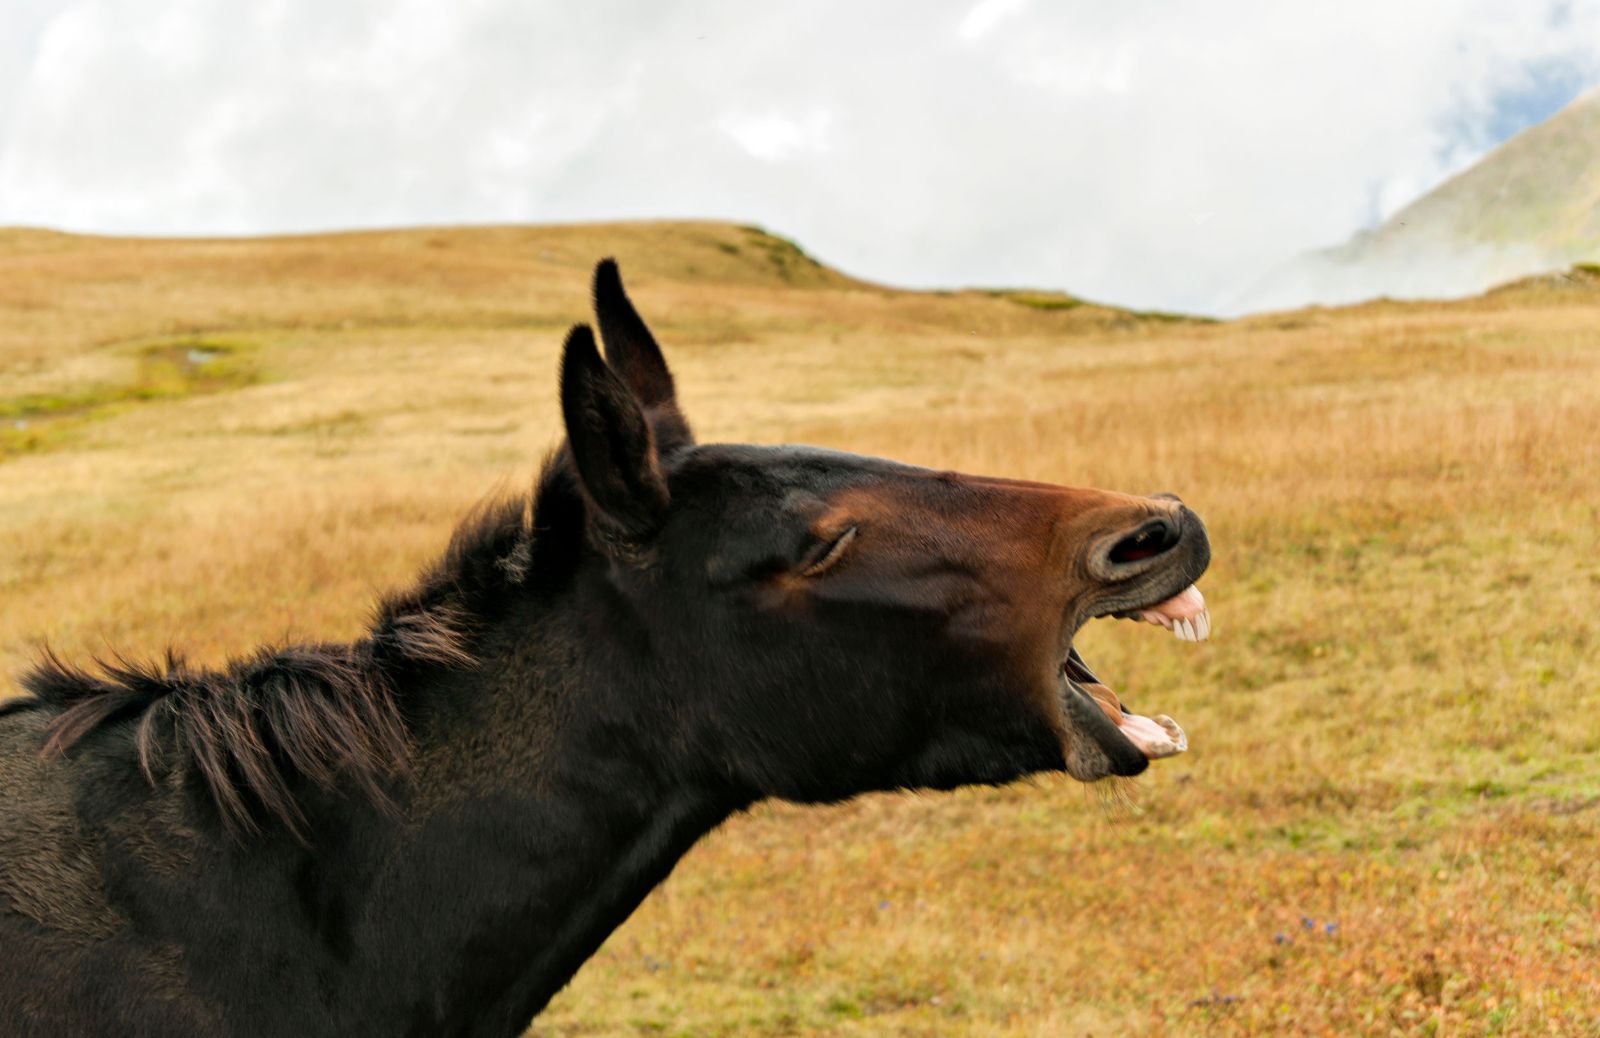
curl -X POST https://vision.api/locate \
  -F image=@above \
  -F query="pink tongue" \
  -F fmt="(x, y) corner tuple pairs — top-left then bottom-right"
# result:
(1083, 684), (1189, 760)
(1138, 584), (1205, 626)
(1118, 712), (1188, 758)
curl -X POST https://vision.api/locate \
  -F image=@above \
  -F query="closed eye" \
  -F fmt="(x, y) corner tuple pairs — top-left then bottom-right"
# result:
(800, 525), (858, 577)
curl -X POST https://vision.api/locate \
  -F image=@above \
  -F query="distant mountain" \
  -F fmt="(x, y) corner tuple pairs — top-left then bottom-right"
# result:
(1235, 84), (1600, 313)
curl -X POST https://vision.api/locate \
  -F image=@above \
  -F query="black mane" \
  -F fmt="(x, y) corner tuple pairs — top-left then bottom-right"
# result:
(0, 258), (1216, 1036)
(8, 459), (584, 839)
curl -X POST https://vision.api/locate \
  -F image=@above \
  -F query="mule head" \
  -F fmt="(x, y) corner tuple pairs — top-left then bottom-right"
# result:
(556, 261), (1211, 801)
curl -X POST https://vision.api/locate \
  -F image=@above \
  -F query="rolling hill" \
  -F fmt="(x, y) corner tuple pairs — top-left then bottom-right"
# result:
(1237, 84), (1600, 312)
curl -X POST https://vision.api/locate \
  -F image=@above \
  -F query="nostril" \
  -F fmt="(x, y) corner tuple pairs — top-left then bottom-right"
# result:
(1108, 517), (1181, 564)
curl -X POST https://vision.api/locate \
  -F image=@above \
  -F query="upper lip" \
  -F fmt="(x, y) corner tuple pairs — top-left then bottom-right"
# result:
(1055, 563), (1207, 672)
(1078, 504), (1210, 626)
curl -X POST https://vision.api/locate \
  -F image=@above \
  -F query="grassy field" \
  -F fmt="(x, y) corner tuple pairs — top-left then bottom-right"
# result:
(2, 222), (1597, 1036)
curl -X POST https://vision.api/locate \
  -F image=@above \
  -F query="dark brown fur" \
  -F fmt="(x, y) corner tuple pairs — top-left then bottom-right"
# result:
(0, 259), (1210, 1037)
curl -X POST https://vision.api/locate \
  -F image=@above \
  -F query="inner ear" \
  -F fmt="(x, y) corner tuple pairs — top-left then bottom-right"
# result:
(559, 324), (669, 546)
(593, 259), (676, 408)
(592, 260), (694, 452)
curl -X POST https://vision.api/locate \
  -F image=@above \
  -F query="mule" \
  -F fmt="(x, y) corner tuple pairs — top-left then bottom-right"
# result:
(0, 260), (1212, 1036)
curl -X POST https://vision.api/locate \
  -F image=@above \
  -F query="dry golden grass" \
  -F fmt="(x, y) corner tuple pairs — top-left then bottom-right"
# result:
(2, 223), (1597, 1036)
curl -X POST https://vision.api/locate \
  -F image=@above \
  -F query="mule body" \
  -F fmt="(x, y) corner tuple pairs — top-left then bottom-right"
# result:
(0, 262), (1210, 1036)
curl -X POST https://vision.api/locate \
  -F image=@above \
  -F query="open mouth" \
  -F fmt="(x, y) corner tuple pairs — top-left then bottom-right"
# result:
(1060, 583), (1211, 765)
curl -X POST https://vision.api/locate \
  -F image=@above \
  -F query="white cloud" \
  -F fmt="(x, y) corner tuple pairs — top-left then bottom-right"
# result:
(717, 109), (833, 162)
(1, 0), (1598, 314)
(959, 0), (1030, 42)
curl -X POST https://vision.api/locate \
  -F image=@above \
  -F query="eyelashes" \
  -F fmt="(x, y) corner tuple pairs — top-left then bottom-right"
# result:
(799, 525), (858, 577)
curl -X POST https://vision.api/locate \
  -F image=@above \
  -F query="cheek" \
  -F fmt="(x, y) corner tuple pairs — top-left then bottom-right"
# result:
(809, 553), (1055, 654)
(941, 596), (1042, 656)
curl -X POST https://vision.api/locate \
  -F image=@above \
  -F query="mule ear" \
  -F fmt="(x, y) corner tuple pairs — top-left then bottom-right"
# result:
(559, 324), (669, 545)
(593, 259), (677, 409)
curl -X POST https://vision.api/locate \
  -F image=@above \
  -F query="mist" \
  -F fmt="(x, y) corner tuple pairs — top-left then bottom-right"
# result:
(1224, 238), (1572, 315)
(2, 0), (1598, 315)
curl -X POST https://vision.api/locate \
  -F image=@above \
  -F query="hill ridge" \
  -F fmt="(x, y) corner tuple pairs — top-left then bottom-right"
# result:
(1233, 84), (1600, 312)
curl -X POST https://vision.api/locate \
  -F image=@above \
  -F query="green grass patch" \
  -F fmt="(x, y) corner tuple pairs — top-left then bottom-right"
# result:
(0, 334), (260, 459)
(739, 225), (829, 284)
(986, 287), (1217, 323)
(988, 288), (1084, 311)
(1130, 306), (1218, 324)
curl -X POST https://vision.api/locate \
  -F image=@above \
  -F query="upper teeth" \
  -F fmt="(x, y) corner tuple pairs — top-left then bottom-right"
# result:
(1170, 609), (1211, 642)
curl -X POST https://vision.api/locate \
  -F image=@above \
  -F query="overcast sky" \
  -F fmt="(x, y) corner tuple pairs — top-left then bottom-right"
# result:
(2, 0), (1598, 314)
